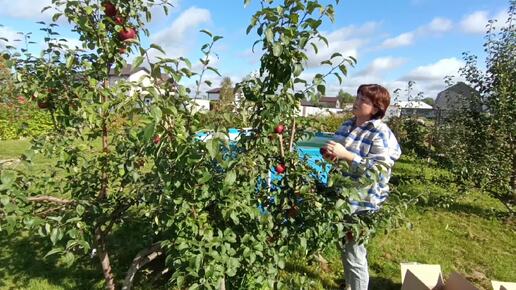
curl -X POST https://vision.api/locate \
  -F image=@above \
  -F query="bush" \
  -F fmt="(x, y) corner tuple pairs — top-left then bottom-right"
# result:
(0, 104), (53, 140)
(303, 113), (352, 133)
(387, 116), (433, 158)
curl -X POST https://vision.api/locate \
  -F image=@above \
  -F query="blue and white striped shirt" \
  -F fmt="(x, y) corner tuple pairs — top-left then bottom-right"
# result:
(334, 118), (401, 213)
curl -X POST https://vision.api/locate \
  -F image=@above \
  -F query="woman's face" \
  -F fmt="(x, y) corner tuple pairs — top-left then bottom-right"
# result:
(352, 93), (378, 119)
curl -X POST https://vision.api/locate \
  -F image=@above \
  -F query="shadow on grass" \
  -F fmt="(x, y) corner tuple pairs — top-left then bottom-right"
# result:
(0, 214), (160, 290)
(0, 233), (100, 290)
(369, 276), (401, 290)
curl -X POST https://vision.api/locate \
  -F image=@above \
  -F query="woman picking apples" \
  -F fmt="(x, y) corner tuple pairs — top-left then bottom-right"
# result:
(321, 84), (401, 290)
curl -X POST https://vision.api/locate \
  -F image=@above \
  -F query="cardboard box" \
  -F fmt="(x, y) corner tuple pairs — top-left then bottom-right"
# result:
(401, 263), (479, 290)
(492, 281), (516, 290)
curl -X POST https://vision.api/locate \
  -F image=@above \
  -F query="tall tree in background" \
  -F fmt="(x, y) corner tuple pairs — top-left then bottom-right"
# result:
(219, 76), (235, 105)
(337, 89), (354, 107)
(421, 97), (435, 107)
(0, 56), (16, 104)
(438, 1), (515, 214)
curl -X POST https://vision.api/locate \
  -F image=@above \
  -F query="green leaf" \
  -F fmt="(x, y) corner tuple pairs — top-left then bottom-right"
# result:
(331, 52), (342, 59)
(317, 84), (325, 96)
(44, 247), (63, 258)
(0, 170), (16, 186)
(224, 170), (237, 186)
(310, 42), (318, 54)
(132, 56), (144, 69)
(265, 28), (274, 43)
(150, 44), (166, 55)
(339, 65), (348, 76)
(336, 199), (345, 209)
(278, 258), (285, 269)
(206, 66), (221, 77)
(143, 123), (155, 141)
(200, 29), (212, 37)
(272, 43), (282, 57)
(205, 139), (219, 159)
(244, 0), (252, 7)
(213, 36), (224, 42)
(76, 205), (85, 216)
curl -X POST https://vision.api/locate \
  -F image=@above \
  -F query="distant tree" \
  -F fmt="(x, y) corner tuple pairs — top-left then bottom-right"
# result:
(421, 97), (435, 107)
(219, 76), (235, 105)
(436, 1), (516, 215)
(0, 56), (16, 103)
(337, 89), (355, 106)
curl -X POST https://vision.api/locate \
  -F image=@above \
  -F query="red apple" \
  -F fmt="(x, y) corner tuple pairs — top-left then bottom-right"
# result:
(102, 2), (117, 17)
(319, 147), (327, 155)
(153, 135), (161, 144)
(114, 16), (125, 25)
(275, 163), (286, 174)
(118, 46), (127, 54)
(274, 124), (285, 134)
(118, 28), (137, 41)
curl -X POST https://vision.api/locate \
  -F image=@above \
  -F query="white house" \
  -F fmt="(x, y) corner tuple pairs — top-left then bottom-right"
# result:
(390, 100), (434, 118)
(299, 96), (344, 117)
(109, 65), (173, 106)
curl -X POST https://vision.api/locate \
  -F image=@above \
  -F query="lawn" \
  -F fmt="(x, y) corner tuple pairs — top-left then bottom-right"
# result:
(0, 139), (515, 289)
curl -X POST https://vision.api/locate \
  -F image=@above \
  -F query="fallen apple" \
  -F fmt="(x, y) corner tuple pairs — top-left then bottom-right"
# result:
(153, 135), (161, 144)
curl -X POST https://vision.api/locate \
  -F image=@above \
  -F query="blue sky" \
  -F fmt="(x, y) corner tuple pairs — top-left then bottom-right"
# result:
(0, 0), (511, 100)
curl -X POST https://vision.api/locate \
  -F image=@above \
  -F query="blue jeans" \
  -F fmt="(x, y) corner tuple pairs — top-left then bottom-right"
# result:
(341, 236), (369, 290)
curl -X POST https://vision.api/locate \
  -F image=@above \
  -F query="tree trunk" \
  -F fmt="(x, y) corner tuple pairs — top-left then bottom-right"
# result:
(96, 228), (116, 290)
(511, 147), (516, 203)
(122, 243), (163, 290)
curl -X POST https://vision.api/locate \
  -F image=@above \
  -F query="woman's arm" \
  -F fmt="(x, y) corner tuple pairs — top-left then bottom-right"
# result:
(325, 130), (401, 177)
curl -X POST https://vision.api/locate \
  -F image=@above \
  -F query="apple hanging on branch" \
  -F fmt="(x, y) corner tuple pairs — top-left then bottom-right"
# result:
(274, 124), (285, 134)
(102, 1), (117, 17)
(275, 163), (286, 174)
(118, 27), (137, 41)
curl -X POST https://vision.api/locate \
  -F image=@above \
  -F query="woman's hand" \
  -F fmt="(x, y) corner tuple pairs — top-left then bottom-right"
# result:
(323, 140), (355, 162)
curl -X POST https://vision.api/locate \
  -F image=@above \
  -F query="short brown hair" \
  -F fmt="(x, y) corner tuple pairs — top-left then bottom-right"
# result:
(357, 84), (390, 119)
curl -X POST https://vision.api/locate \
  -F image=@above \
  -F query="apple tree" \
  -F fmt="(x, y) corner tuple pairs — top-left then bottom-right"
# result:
(0, 0), (403, 289)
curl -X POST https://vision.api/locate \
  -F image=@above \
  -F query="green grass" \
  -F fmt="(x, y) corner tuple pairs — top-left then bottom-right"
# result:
(0, 140), (515, 289)
(0, 139), (31, 159)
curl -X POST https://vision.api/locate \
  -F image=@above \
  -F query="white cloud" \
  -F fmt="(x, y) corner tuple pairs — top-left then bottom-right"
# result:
(460, 9), (510, 34)
(357, 57), (407, 76)
(0, 26), (19, 47)
(401, 57), (464, 82)
(379, 17), (453, 49)
(0, 0), (53, 20)
(305, 21), (381, 68)
(380, 32), (415, 49)
(460, 11), (490, 34)
(151, 7), (211, 58)
(396, 57), (466, 98)
(425, 17), (453, 33)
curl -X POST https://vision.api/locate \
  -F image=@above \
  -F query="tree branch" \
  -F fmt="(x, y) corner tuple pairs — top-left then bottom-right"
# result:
(27, 196), (74, 205)
(122, 242), (164, 290)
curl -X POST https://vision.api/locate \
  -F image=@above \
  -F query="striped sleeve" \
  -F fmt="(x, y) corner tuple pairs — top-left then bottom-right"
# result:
(350, 127), (401, 178)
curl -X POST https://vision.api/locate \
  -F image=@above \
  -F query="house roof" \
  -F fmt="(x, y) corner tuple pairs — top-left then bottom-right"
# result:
(206, 87), (221, 94)
(395, 101), (433, 109)
(435, 82), (479, 110)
